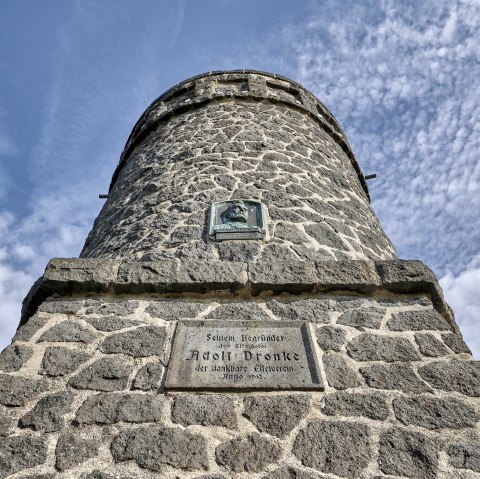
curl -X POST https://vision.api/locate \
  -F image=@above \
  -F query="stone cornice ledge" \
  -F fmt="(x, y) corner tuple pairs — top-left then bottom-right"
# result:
(20, 258), (457, 333)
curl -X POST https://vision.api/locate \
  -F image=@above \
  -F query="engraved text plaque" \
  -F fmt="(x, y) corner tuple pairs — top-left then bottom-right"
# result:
(166, 320), (324, 390)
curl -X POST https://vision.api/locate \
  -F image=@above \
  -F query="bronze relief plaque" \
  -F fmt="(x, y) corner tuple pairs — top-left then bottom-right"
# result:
(165, 320), (324, 390)
(208, 199), (266, 241)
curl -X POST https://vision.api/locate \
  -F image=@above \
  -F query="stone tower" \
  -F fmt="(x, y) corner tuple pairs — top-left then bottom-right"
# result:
(1, 70), (479, 479)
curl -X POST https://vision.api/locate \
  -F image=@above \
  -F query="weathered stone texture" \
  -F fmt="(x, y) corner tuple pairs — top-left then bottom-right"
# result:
(215, 433), (281, 472)
(263, 467), (324, 479)
(19, 391), (75, 432)
(13, 315), (47, 342)
(0, 435), (48, 478)
(415, 333), (450, 357)
(361, 364), (432, 393)
(100, 325), (167, 357)
(442, 332), (472, 354)
(172, 394), (237, 428)
(378, 428), (438, 479)
(448, 441), (480, 472)
(393, 396), (477, 429)
(316, 326), (346, 352)
(68, 357), (132, 391)
(243, 394), (310, 437)
(337, 308), (385, 329)
(323, 353), (362, 389)
(0, 375), (47, 406)
(146, 300), (207, 320)
(267, 299), (329, 323)
(85, 315), (141, 331)
(84, 299), (139, 316)
(347, 334), (420, 362)
(387, 309), (451, 331)
(37, 320), (96, 344)
(132, 362), (164, 391)
(55, 431), (99, 471)
(38, 299), (83, 314)
(75, 392), (163, 424)
(111, 426), (208, 471)
(322, 391), (389, 420)
(40, 346), (91, 376)
(206, 303), (271, 321)
(0, 345), (33, 372)
(293, 420), (371, 477)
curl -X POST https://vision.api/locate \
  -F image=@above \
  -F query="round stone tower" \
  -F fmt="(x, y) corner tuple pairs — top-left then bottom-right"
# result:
(1, 71), (479, 479)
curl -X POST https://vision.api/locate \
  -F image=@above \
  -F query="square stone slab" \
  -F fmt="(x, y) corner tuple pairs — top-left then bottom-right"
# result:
(166, 320), (324, 390)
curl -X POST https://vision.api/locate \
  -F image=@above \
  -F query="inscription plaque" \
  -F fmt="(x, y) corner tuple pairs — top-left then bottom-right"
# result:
(165, 320), (324, 390)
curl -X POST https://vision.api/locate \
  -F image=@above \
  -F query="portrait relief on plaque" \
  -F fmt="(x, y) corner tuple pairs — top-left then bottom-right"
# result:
(208, 199), (266, 241)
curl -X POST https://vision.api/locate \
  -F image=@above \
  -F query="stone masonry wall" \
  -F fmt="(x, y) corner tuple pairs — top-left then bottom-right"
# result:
(1, 259), (479, 479)
(81, 71), (396, 262)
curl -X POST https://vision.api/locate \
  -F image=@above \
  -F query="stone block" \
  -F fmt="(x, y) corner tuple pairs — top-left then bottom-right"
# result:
(19, 391), (75, 432)
(172, 394), (237, 428)
(0, 375), (48, 406)
(347, 334), (420, 362)
(132, 362), (164, 391)
(393, 396), (477, 429)
(84, 299), (139, 316)
(243, 394), (310, 437)
(322, 392), (389, 420)
(100, 326), (167, 357)
(111, 426), (208, 471)
(316, 326), (346, 352)
(206, 303), (271, 321)
(361, 364), (432, 393)
(249, 260), (318, 294)
(293, 420), (371, 477)
(387, 310), (451, 331)
(0, 435), (48, 478)
(448, 441), (480, 472)
(40, 346), (91, 376)
(85, 316), (141, 332)
(75, 392), (163, 425)
(217, 241), (261, 262)
(37, 320), (96, 344)
(441, 333), (471, 354)
(263, 466), (323, 478)
(0, 345), (33, 372)
(323, 353), (361, 390)
(215, 433), (281, 472)
(82, 471), (135, 479)
(378, 428), (438, 479)
(375, 260), (436, 290)
(146, 300), (207, 320)
(12, 316), (48, 342)
(418, 360), (480, 397)
(38, 299), (83, 314)
(55, 431), (99, 471)
(415, 333), (450, 357)
(267, 298), (329, 323)
(68, 358), (133, 391)
(337, 308), (385, 329)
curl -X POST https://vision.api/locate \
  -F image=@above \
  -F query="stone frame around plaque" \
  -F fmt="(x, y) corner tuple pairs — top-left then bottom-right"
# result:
(208, 199), (266, 241)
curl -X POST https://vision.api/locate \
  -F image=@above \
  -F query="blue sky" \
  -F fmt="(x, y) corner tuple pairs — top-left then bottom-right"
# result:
(0, 0), (478, 356)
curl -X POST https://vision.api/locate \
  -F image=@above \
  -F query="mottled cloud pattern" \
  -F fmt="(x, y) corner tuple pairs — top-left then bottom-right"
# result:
(0, 0), (478, 356)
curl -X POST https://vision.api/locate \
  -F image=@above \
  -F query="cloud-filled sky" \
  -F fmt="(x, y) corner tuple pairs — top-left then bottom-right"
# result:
(0, 0), (478, 356)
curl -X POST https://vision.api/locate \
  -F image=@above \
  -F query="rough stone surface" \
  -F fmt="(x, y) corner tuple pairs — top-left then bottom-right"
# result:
(243, 394), (310, 437)
(378, 428), (438, 479)
(132, 362), (164, 391)
(206, 303), (271, 321)
(172, 394), (237, 428)
(0, 409), (12, 437)
(442, 333), (471, 354)
(0, 435), (48, 479)
(393, 396), (477, 429)
(387, 309), (451, 331)
(85, 316), (141, 331)
(12, 316), (48, 342)
(322, 391), (389, 420)
(19, 391), (75, 432)
(146, 300), (207, 320)
(347, 334), (420, 362)
(111, 426), (208, 471)
(215, 433), (281, 473)
(418, 360), (480, 396)
(0, 374), (47, 406)
(337, 308), (385, 329)
(293, 420), (371, 477)
(316, 326), (346, 352)
(40, 346), (91, 376)
(100, 325), (166, 357)
(75, 392), (163, 424)
(55, 431), (99, 471)
(82, 471), (135, 479)
(323, 353), (361, 389)
(38, 299), (83, 314)
(37, 320), (96, 344)
(268, 299), (329, 323)
(0, 345), (33, 372)
(84, 299), (139, 316)
(415, 333), (450, 357)
(263, 466), (323, 478)
(361, 364), (432, 393)
(68, 357), (133, 391)
(448, 441), (480, 472)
